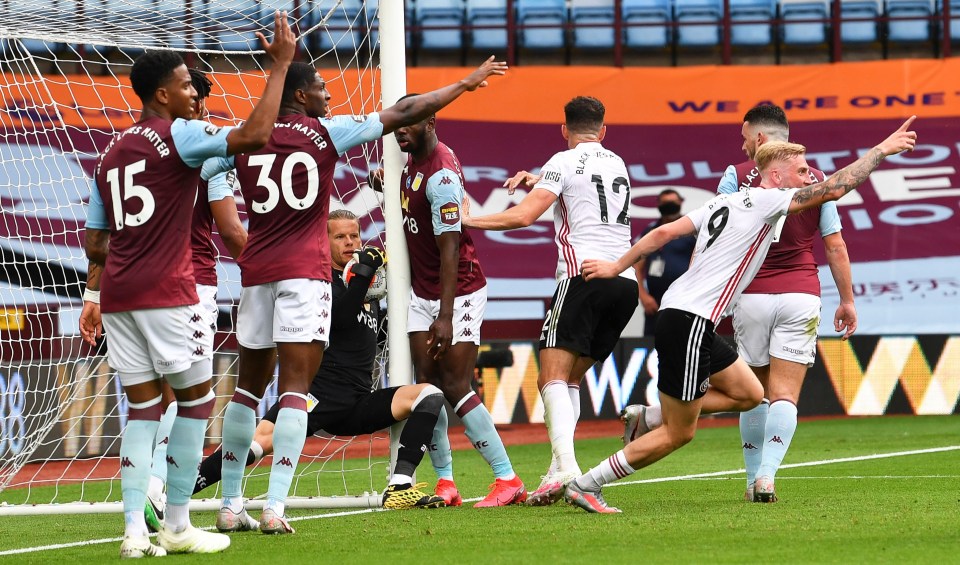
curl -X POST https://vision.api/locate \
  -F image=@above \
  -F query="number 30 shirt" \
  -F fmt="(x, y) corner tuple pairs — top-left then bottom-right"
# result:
(86, 117), (233, 313)
(659, 187), (799, 324)
(400, 141), (485, 300)
(205, 113), (383, 287)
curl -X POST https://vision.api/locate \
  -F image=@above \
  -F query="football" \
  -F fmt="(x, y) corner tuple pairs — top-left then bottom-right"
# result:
(343, 258), (387, 301)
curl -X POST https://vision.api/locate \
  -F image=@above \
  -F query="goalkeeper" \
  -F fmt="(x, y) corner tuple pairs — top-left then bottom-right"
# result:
(194, 210), (448, 515)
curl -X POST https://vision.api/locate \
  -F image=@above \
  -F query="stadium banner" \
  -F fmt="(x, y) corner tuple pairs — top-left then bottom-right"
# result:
(476, 335), (960, 424)
(1, 59), (959, 337)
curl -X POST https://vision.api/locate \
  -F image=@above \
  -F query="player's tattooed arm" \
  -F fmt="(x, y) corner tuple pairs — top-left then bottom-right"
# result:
(788, 116), (917, 214)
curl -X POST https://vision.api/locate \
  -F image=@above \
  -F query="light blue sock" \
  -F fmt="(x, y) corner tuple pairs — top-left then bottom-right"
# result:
(121, 417), (160, 538)
(428, 404), (454, 480)
(740, 399), (769, 486)
(757, 400), (798, 481)
(266, 395), (308, 514)
(221, 391), (259, 506)
(149, 403), (177, 487)
(457, 393), (514, 479)
(165, 395), (213, 507)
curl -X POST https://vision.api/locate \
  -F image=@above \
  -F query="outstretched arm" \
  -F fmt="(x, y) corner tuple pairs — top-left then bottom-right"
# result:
(788, 116), (917, 214)
(823, 232), (857, 340)
(462, 187), (556, 230)
(582, 217), (696, 280)
(379, 57), (508, 135)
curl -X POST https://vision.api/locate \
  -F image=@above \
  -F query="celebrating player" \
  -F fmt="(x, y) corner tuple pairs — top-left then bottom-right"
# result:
(191, 211), (446, 510)
(78, 12), (295, 557)
(202, 58), (508, 532)
(462, 96), (638, 506)
(570, 118), (917, 513)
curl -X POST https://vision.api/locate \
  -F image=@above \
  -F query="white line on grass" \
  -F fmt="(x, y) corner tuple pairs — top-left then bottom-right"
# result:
(3, 444), (957, 556)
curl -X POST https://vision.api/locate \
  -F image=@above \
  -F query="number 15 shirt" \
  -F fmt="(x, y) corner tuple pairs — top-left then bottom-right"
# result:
(659, 187), (799, 325)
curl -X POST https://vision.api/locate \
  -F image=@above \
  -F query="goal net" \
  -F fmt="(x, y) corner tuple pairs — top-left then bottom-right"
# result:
(0, 0), (406, 514)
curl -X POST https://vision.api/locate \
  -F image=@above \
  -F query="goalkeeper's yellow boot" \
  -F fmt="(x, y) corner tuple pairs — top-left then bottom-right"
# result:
(382, 482), (446, 509)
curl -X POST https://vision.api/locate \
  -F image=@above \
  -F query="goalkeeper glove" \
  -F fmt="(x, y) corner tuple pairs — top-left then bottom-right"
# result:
(357, 246), (386, 270)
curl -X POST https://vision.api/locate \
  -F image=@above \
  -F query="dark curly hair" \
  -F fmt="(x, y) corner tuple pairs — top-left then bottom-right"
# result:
(282, 62), (320, 105)
(129, 51), (184, 102)
(189, 68), (213, 100)
(564, 96), (605, 134)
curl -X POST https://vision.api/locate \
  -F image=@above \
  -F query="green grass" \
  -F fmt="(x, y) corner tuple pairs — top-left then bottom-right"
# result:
(2, 415), (958, 564)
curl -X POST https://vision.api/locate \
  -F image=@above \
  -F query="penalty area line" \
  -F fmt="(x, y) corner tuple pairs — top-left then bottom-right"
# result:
(608, 444), (960, 487)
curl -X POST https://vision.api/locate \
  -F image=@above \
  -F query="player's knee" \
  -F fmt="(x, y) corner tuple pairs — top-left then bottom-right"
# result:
(665, 423), (697, 449)
(411, 384), (445, 416)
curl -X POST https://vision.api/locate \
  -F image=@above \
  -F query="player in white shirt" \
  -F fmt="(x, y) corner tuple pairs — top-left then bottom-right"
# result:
(563, 117), (917, 513)
(464, 96), (638, 506)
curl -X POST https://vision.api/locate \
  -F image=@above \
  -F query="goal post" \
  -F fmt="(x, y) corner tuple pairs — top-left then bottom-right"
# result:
(0, 0), (409, 515)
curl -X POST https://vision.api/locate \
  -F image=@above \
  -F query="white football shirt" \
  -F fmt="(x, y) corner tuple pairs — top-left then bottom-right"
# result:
(659, 187), (798, 323)
(534, 142), (637, 282)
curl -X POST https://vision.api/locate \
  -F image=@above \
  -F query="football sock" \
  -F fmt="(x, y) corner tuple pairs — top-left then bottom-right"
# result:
(757, 400), (798, 481)
(645, 403), (663, 429)
(164, 391), (215, 533)
(575, 450), (635, 491)
(394, 388), (444, 478)
(220, 389), (260, 512)
(457, 392), (515, 480)
(194, 442), (261, 495)
(265, 393), (308, 515)
(740, 399), (769, 486)
(568, 383), (582, 424)
(427, 402), (454, 480)
(542, 380), (580, 475)
(147, 402), (177, 499)
(389, 473), (413, 487)
(121, 395), (162, 539)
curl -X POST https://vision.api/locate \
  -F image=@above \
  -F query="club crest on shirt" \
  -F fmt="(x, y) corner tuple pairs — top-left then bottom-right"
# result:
(204, 124), (222, 136)
(440, 201), (460, 225)
(412, 172), (424, 192)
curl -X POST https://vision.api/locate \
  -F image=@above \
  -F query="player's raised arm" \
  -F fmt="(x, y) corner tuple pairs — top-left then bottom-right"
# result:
(788, 116), (917, 214)
(378, 56), (508, 135)
(582, 216), (696, 281)
(223, 11), (296, 155)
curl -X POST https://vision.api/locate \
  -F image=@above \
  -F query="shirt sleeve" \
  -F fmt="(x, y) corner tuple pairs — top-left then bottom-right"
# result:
(200, 156), (236, 182)
(322, 113), (384, 156)
(684, 204), (709, 233)
(426, 167), (464, 235)
(207, 170), (236, 203)
(755, 188), (797, 222)
(716, 165), (738, 195)
(170, 119), (234, 168)
(818, 200), (842, 236)
(532, 153), (564, 197)
(85, 179), (109, 230)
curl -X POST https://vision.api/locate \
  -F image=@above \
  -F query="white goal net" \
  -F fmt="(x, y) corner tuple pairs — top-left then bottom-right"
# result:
(0, 0), (405, 513)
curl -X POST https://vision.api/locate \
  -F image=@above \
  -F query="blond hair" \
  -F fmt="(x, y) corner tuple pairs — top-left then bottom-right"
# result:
(754, 141), (807, 173)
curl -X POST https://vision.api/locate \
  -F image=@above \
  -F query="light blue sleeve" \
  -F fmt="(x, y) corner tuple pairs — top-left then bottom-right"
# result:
(170, 119), (234, 168)
(207, 171), (236, 203)
(716, 165), (738, 195)
(85, 179), (109, 230)
(819, 200), (842, 236)
(426, 168), (464, 235)
(200, 156), (236, 181)
(323, 113), (384, 156)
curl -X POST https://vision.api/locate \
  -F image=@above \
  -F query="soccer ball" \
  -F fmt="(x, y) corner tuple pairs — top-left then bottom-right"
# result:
(343, 258), (387, 302)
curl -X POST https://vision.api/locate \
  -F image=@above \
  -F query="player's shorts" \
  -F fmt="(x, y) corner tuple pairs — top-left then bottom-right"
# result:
(407, 286), (486, 345)
(732, 293), (821, 367)
(262, 386), (399, 437)
(655, 308), (739, 402)
(237, 279), (332, 349)
(539, 275), (638, 362)
(196, 284), (218, 352)
(102, 303), (212, 385)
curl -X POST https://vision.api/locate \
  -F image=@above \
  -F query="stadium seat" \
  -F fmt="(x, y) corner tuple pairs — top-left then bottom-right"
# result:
(416, 0), (466, 50)
(516, 0), (568, 49)
(205, 0), (263, 52)
(311, 0), (365, 52)
(780, 0), (830, 45)
(571, 0), (616, 48)
(940, 0), (960, 41)
(839, 0), (881, 43)
(467, 0), (510, 50)
(887, 0), (934, 42)
(674, 0), (723, 46)
(729, 0), (777, 45)
(155, 0), (206, 50)
(84, 0), (166, 55)
(622, 0), (672, 48)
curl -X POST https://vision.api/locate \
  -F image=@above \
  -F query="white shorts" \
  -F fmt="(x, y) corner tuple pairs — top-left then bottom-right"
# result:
(407, 286), (486, 345)
(237, 279), (332, 349)
(732, 293), (821, 367)
(102, 303), (212, 383)
(197, 284), (218, 352)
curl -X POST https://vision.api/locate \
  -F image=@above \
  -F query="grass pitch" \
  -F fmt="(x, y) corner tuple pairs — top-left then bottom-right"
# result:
(1, 415), (957, 564)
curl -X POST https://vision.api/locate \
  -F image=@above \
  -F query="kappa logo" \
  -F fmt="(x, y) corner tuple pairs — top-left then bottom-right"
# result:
(193, 330), (205, 340)
(462, 300), (472, 308)
(461, 328), (473, 337)
(277, 456), (294, 468)
(321, 310), (329, 318)
(769, 436), (784, 444)
(742, 442), (758, 450)
(158, 437), (169, 446)
(120, 457), (135, 468)
(321, 292), (331, 301)
(194, 347), (205, 356)
(439, 176), (453, 185)
(460, 313), (473, 322)
(189, 313), (202, 323)
(224, 451), (239, 462)
(166, 455), (180, 468)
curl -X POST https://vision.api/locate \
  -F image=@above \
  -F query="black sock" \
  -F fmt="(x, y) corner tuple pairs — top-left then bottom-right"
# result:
(192, 448), (257, 494)
(394, 393), (444, 477)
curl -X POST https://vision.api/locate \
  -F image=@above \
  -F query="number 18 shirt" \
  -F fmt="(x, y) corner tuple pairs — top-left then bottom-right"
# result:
(659, 187), (798, 324)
